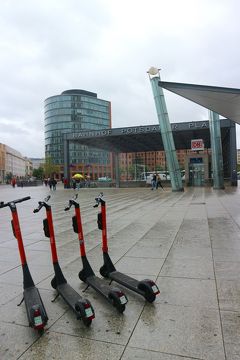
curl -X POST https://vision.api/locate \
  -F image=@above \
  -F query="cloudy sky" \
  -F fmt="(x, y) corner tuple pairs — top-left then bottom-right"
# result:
(1, 0), (240, 157)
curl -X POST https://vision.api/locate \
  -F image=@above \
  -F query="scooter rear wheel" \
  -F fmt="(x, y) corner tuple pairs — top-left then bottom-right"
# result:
(138, 280), (157, 303)
(109, 292), (126, 313)
(75, 301), (93, 327)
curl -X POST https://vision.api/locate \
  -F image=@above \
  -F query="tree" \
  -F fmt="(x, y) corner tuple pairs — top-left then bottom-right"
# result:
(33, 167), (44, 179)
(44, 156), (58, 178)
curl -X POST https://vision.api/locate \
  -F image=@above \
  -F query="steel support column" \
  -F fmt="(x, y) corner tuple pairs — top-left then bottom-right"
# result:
(149, 69), (183, 191)
(229, 121), (237, 186)
(114, 152), (120, 188)
(208, 111), (224, 189)
(63, 137), (70, 188)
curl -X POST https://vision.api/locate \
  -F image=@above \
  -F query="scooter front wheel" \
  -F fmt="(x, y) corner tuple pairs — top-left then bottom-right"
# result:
(99, 264), (108, 278)
(51, 276), (57, 289)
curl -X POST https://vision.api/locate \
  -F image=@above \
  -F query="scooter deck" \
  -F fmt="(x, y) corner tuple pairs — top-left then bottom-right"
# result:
(86, 275), (114, 299)
(57, 283), (84, 315)
(109, 271), (144, 294)
(24, 286), (48, 327)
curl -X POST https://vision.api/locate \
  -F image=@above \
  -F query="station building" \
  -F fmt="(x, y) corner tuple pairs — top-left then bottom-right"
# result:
(63, 119), (236, 187)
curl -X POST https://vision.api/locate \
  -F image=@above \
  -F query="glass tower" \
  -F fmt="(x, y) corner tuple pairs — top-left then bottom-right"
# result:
(44, 89), (111, 169)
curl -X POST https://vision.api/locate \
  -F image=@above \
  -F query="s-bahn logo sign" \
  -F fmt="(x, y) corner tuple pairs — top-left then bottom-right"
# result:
(191, 139), (204, 151)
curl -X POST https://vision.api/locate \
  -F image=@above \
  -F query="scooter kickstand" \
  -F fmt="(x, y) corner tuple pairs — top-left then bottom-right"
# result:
(82, 284), (90, 293)
(51, 293), (60, 303)
(17, 297), (24, 306)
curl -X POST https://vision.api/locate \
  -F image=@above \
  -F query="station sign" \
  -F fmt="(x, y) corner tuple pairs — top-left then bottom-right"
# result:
(191, 139), (204, 151)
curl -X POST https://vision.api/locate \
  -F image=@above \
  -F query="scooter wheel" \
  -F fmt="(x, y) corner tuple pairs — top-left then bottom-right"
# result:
(115, 303), (126, 313)
(51, 276), (57, 289)
(109, 292), (126, 313)
(99, 265), (108, 278)
(75, 301), (93, 327)
(82, 317), (92, 327)
(38, 328), (44, 335)
(138, 280), (157, 303)
(144, 293), (156, 303)
(78, 270), (86, 282)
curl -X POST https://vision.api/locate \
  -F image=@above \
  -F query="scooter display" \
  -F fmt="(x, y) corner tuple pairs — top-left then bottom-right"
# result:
(0, 196), (48, 333)
(65, 194), (128, 313)
(33, 196), (95, 326)
(94, 193), (160, 303)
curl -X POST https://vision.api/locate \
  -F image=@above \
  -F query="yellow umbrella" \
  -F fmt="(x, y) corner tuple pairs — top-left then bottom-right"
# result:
(72, 173), (84, 179)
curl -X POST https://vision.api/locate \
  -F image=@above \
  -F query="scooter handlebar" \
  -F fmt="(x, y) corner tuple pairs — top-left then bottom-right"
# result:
(93, 192), (104, 207)
(33, 195), (51, 213)
(0, 196), (31, 209)
(65, 194), (78, 211)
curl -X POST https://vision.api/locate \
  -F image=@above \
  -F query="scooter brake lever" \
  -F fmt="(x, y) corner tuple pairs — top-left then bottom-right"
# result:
(44, 195), (51, 202)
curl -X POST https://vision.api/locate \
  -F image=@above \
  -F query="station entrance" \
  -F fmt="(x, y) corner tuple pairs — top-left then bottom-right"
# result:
(63, 119), (237, 188)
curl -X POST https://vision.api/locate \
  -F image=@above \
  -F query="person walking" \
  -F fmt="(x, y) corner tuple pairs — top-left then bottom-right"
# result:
(52, 178), (57, 190)
(151, 173), (157, 190)
(156, 174), (164, 190)
(72, 179), (76, 190)
(48, 178), (53, 190)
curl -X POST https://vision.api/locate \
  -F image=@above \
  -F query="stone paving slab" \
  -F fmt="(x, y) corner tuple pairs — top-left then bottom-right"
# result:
(0, 184), (240, 359)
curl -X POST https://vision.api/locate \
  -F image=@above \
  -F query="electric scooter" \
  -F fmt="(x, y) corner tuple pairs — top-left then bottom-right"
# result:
(33, 196), (95, 326)
(65, 194), (128, 313)
(0, 196), (48, 333)
(94, 193), (160, 303)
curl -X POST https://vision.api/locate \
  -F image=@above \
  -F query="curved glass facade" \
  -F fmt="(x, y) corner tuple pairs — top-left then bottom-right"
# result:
(44, 90), (111, 167)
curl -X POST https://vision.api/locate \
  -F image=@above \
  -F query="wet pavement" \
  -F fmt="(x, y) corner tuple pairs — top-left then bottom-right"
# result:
(0, 183), (240, 360)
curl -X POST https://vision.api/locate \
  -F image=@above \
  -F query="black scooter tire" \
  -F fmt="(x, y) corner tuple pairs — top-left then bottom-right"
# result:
(51, 276), (57, 289)
(144, 293), (156, 303)
(99, 265), (108, 278)
(138, 281), (156, 303)
(109, 292), (126, 313)
(75, 301), (93, 327)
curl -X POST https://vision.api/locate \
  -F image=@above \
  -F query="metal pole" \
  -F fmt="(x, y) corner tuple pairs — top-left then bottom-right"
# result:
(148, 67), (183, 191)
(63, 137), (70, 188)
(208, 111), (224, 189)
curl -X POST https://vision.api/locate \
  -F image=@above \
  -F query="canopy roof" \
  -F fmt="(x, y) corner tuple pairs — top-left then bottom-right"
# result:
(66, 119), (233, 153)
(159, 81), (240, 125)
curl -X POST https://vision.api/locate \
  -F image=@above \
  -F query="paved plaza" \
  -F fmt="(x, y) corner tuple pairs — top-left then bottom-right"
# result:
(0, 183), (240, 359)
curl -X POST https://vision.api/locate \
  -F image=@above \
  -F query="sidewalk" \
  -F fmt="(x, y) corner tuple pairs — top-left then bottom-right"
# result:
(0, 184), (240, 359)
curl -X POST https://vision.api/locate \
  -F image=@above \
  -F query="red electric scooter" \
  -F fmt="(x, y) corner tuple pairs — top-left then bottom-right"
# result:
(33, 196), (95, 326)
(0, 196), (48, 333)
(65, 194), (128, 313)
(94, 193), (160, 303)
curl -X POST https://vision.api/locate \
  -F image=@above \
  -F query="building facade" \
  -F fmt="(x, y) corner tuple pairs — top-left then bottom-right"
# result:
(30, 158), (45, 169)
(0, 143), (32, 182)
(44, 89), (112, 179)
(237, 149), (240, 165)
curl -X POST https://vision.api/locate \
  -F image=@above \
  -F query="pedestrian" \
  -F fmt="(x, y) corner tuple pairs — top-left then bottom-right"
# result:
(11, 178), (16, 188)
(151, 173), (157, 190)
(72, 179), (76, 190)
(156, 174), (164, 190)
(64, 178), (68, 189)
(52, 178), (57, 190)
(48, 178), (52, 190)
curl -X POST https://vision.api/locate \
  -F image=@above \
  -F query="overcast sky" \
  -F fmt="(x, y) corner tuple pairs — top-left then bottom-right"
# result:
(1, 0), (240, 157)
